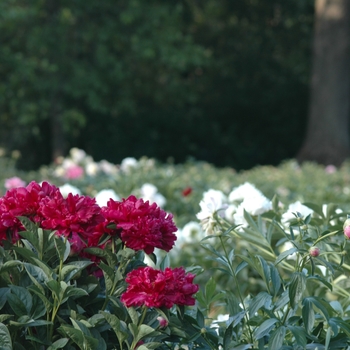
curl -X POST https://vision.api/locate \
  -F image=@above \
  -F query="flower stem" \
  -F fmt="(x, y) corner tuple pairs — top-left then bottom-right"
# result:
(313, 230), (341, 245)
(219, 236), (254, 344)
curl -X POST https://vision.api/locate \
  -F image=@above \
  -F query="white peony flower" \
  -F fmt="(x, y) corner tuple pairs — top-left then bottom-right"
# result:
(120, 157), (138, 172)
(224, 204), (238, 223)
(140, 183), (166, 208)
(95, 189), (121, 206)
(69, 148), (87, 163)
(240, 192), (272, 216)
(177, 221), (204, 245)
(197, 189), (227, 235)
(228, 182), (263, 203)
(197, 189), (227, 221)
(59, 183), (82, 197)
(99, 160), (118, 175)
(85, 161), (99, 177)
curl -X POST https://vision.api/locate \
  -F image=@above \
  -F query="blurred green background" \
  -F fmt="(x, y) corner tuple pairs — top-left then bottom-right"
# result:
(0, 0), (315, 170)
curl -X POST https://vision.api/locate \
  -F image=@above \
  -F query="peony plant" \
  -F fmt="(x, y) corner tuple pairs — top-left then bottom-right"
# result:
(0, 181), (217, 350)
(195, 188), (350, 349)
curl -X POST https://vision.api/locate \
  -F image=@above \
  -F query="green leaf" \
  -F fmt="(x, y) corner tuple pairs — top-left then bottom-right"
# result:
(55, 236), (70, 263)
(0, 323), (12, 350)
(287, 326), (307, 347)
(17, 216), (39, 234)
(31, 258), (54, 279)
(302, 298), (315, 333)
(196, 309), (204, 328)
(0, 315), (12, 323)
(101, 311), (128, 344)
(306, 296), (333, 321)
(46, 280), (61, 299)
(205, 277), (217, 303)
(235, 261), (248, 275)
(59, 325), (98, 350)
(159, 254), (170, 270)
(0, 288), (10, 310)
(256, 256), (271, 292)
(268, 326), (286, 350)
(30, 294), (46, 319)
(270, 265), (281, 297)
(9, 319), (51, 327)
(307, 275), (333, 291)
(274, 290), (290, 311)
(136, 343), (162, 350)
(62, 261), (93, 282)
(331, 317), (350, 337)
(98, 263), (115, 294)
(70, 318), (91, 335)
(12, 246), (37, 262)
(7, 286), (32, 317)
(302, 203), (324, 218)
(275, 247), (297, 266)
(127, 307), (139, 325)
(249, 292), (272, 318)
(63, 286), (88, 299)
(47, 338), (69, 350)
(253, 318), (279, 340)
(135, 324), (156, 343)
(325, 326), (331, 350)
(28, 285), (53, 312)
(289, 272), (306, 309)
(0, 260), (22, 273)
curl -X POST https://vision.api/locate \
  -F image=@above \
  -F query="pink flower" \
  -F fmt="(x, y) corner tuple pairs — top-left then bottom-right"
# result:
(121, 266), (199, 308)
(325, 165), (337, 174)
(102, 195), (177, 254)
(65, 165), (84, 179)
(4, 177), (26, 190)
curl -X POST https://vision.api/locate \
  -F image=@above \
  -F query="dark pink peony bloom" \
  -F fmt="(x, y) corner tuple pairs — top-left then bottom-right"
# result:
(0, 181), (60, 243)
(121, 266), (199, 309)
(38, 192), (104, 241)
(102, 195), (177, 254)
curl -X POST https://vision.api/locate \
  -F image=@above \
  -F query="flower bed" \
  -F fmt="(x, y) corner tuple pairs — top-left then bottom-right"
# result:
(2, 150), (350, 348)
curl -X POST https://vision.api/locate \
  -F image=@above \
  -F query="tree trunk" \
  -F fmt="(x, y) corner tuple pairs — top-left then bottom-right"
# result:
(297, 0), (350, 166)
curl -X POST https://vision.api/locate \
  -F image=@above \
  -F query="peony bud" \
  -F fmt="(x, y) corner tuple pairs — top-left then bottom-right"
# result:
(157, 316), (168, 328)
(309, 246), (320, 257)
(343, 216), (350, 239)
(344, 226), (350, 240)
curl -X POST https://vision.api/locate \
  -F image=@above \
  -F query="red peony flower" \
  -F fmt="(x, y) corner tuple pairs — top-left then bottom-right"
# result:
(38, 192), (104, 241)
(0, 181), (60, 244)
(102, 195), (177, 254)
(121, 266), (199, 309)
(182, 187), (193, 197)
